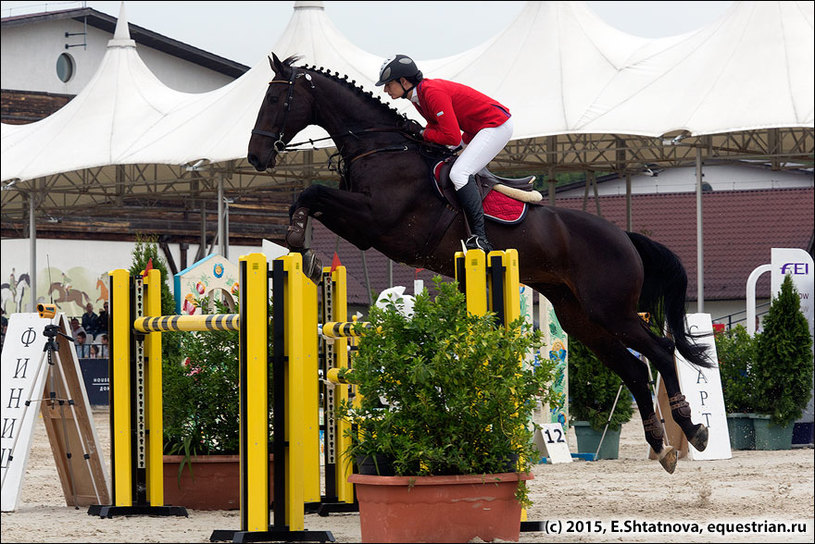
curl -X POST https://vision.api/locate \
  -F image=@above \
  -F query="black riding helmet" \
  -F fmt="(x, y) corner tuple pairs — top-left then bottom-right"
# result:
(375, 54), (423, 86)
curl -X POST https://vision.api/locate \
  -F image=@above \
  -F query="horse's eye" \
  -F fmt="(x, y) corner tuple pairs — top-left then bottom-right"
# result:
(268, 96), (279, 104)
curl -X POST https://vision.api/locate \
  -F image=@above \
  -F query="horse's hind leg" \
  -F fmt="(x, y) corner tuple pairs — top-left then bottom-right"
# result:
(544, 291), (678, 472)
(581, 336), (679, 473)
(620, 322), (709, 454)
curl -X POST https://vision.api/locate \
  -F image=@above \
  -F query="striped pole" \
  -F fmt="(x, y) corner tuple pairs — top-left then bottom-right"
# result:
(134, 314), (240, 332)
(320, 321), (372, 338)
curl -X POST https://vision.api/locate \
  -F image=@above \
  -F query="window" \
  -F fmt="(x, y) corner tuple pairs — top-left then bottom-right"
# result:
(56, 53), (74, 82)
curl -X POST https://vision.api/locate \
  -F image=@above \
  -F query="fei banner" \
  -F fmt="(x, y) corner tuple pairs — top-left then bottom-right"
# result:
(771, 248), (814, 343)
(771, 248), (815, 428)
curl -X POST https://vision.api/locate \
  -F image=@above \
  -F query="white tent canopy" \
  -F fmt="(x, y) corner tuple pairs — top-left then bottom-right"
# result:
(2, 0), (813, 183)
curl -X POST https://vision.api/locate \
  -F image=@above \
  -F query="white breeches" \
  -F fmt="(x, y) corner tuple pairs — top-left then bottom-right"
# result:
(449, 117), (514, 190)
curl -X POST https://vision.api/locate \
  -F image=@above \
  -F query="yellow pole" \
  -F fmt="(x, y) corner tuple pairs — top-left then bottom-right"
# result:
(109, 269), (132, 506)
(320, 321), (371, 337)
(280, 254), (305, 531)
(303, 271), (320, 503)
(331, 266), (355, 504)
(144, 268), (164, 506)
(240, 253), (269, 532)
(134, 314), (240, 332)
(501, 249), (521, 326)
(461, 249), (487, 316)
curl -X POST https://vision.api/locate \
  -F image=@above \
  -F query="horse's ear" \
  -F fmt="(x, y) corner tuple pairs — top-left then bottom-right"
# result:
(269, 53), (287, 78)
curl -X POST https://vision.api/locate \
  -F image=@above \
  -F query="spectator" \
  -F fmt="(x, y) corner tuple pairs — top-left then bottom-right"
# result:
(89, 344), (100, 358)
(70, 317), (83, 338)
(81, 303), (100, 337)
(99, 334), (109, 358)
(0, 309), (8, 353)
(75, 330), (90, 358)
(96, 301), (109, 335)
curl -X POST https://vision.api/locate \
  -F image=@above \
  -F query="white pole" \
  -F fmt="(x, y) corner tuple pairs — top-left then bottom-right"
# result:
(696, 147), (704, 313)
(217, 175), (224, 257)
(29, 192), (36, 313)
(745, 264), (771, 334)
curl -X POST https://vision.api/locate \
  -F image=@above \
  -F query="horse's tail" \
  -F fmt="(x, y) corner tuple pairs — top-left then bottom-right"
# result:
(626, 231), (713, 368)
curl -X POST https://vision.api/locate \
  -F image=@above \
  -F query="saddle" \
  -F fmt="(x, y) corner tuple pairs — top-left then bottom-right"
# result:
(431, 158), (543, 225)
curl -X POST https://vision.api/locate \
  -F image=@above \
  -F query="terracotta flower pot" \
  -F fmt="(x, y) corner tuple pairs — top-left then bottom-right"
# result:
(348, 472), (532, 543)
(162, 454), (274, 510)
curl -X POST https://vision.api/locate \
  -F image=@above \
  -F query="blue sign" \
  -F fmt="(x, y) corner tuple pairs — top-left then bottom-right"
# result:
(78, 358), (109, 405)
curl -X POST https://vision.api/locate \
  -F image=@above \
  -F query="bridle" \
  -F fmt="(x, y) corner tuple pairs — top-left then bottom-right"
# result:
(251, 67), (307, 157)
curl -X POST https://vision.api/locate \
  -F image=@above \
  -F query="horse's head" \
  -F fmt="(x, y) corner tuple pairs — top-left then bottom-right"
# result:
(247, 53), (315, 171)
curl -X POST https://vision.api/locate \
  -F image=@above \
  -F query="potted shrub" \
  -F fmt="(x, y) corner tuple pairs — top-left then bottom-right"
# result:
(339, 278), (557, 543)
(715, 325), (758, 449)
(568, 338), (634, 459)
(750, 275), (813, 450)
(160, 295), (275, 510)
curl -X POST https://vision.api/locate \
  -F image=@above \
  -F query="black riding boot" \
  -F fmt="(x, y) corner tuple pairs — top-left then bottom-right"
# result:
(456, 176), (493, 252)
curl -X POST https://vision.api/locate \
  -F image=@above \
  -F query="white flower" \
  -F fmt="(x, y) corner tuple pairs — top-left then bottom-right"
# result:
(374, 286), (415, 319)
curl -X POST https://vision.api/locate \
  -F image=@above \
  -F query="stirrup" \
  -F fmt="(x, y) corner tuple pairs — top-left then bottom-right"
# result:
(465, 235), (493, 253)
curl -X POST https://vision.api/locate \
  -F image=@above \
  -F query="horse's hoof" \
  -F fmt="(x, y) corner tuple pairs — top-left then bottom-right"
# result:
(689, 424), (709, 452)
(658, 446), (677, 474)
(302, 250), (323, 285)
(285, 208), (310, 249)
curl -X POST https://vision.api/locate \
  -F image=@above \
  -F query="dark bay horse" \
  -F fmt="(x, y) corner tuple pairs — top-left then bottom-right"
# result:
(248, 54), (711, 473)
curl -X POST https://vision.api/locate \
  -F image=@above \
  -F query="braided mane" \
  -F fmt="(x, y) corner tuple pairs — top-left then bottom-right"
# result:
(281, 55), (403, 124)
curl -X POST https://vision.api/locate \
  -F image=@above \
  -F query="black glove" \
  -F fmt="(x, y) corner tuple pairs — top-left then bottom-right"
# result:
(398, 117), (424, 138)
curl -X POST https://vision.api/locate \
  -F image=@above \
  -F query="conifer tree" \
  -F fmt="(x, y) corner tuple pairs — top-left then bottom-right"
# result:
(568, 338), (634, 431)
(753, 275), (813, 426)
(129, 235), (181, 366)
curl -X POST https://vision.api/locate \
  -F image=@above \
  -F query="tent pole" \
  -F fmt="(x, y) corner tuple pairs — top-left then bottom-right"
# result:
(625, 173), (632, 231)
(224, 199), (230, 260)
(29, 190), (37, 313)
(696, 147), (704, 313)
(197, 203), (206, 261)
(217, 175), (224, 257)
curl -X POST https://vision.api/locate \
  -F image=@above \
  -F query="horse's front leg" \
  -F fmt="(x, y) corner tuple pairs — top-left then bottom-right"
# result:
(285, 185), (378, 282)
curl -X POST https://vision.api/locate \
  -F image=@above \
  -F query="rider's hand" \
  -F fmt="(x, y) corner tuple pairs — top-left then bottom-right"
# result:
(398, 117), (424, 139)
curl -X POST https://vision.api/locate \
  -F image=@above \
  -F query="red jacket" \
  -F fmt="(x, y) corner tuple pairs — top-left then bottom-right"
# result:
(412, 78), (511, 146)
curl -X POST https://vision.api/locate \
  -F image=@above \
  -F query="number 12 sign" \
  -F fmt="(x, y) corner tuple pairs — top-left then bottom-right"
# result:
(538, 422), (572, 463)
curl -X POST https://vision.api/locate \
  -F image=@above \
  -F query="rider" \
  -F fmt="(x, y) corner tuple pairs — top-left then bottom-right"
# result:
(376, 54), (513, 253)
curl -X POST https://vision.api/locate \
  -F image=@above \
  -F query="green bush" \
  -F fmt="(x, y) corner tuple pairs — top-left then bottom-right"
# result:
(752, 275), (813, 427)
(568, 338), (634, 432)
(715, 325), (758, 413)
(340, 278), (558, 505)
(162, 296), (274, 459)
(129, 236), (181, 365)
